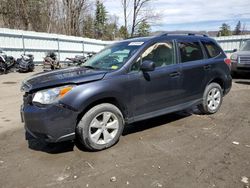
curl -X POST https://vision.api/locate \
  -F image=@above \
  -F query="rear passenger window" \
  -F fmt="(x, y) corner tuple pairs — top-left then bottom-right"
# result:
(178, 42), (204, 63)
(202, 41), (221, 58)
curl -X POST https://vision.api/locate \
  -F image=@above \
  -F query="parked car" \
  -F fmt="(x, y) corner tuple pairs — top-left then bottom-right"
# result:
(20, 33), (232, 151)
(230, 40), (250, 75)
(17, 54), (35, 72)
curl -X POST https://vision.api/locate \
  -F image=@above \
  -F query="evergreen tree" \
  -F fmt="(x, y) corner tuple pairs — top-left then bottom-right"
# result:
(94, 0), (107, 39)
(217, 23), (231, 36)
(119, 26), (129, 39)
(135, 21), (150, 37)
(234, 21), (241, 35)
(83, 15), (95, 38)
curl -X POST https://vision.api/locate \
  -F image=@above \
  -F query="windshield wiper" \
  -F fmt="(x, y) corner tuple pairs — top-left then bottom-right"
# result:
(82, 65), (99, 70)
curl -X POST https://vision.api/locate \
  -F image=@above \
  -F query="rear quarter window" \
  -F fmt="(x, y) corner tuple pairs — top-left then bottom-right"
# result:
(202, 41), (221, 58)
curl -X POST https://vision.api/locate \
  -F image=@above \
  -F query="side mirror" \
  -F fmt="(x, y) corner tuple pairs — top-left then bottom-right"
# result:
(233, 49), (237, 52)
(140, 60), (155, 72)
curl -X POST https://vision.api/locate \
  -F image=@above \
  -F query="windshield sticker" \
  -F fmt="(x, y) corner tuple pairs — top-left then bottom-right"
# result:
(128, 42), (144, 46)
(111, 65), (119, 70)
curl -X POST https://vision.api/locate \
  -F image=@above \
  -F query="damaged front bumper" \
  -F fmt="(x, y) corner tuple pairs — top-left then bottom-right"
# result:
(21, 102), (78, 143)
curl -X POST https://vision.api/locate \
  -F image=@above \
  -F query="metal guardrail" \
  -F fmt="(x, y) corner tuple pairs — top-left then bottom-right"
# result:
(217, 38), (250, 53)
(1, 28), (250, 61)
(0, 28), (113, 63)
(214, 35), (250, 54)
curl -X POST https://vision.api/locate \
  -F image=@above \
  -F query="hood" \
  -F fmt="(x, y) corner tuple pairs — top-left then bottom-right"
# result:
(234, 51), (250, 56)
(21, 67), (107, 92)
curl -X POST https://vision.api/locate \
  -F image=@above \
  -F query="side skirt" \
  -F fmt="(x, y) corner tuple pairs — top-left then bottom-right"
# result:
(127, 99), (202, 124)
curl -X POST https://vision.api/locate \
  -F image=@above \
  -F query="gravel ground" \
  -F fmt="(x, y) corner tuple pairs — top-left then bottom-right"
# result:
(0, 68), (249, 188)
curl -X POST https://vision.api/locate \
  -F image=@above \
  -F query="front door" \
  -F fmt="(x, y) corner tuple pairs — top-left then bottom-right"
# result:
(127, 41), (182, 118)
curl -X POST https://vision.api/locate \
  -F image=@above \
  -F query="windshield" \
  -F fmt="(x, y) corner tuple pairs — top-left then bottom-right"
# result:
(240, 40), (250, 51)
(83, 42), (142, 70)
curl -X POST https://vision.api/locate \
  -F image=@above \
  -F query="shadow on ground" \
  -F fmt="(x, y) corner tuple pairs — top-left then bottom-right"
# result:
(28, 139), (75, 154)
(122, 110), (193, 136)
(27, 108), (197, 154)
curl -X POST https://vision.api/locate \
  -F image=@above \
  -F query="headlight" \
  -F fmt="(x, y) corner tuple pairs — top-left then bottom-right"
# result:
(230, 54), (238, 61)
(32, 85), (75, 104)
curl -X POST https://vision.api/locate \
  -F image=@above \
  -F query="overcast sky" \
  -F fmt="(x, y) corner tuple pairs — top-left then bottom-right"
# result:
(103, 0), (250, 31)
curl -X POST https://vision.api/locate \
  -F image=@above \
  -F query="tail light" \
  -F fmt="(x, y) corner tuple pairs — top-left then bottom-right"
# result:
(224, 58), (231, 68)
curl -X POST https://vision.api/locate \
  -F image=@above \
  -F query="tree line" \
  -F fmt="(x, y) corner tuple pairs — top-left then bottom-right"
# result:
(0, 0), (155, 40)
(217, 21), (248, 37)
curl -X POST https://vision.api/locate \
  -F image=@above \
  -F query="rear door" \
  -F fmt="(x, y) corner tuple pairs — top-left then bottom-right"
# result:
(177, 39), (208, 102)
(200, 39), (226, 81)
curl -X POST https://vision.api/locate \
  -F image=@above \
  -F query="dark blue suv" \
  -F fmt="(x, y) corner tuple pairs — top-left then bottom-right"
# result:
(21, 33), (232, 151)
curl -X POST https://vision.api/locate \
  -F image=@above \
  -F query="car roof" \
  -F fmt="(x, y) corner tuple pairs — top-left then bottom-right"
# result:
(118, 33), (214, 45)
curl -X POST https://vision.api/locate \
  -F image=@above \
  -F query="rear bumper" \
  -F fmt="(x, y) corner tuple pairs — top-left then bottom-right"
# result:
(224, 74), (232, 96)
(21, 103), (78, 142)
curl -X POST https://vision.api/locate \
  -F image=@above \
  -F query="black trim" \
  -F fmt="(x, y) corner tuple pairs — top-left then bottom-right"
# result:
(127, 98), (201, 124)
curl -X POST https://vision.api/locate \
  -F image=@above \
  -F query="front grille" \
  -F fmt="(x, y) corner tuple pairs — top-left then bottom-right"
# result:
(239, 56), (250, 64)
(23, 93), (33, 105)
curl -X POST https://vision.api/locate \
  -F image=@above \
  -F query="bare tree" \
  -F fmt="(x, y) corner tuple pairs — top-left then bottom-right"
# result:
(242, 23), (247, 35)
(121, 0), (130, 36)
(20, 0), (32, 30)
(62, 0), (89, 36)
(131, 0), (151, 37)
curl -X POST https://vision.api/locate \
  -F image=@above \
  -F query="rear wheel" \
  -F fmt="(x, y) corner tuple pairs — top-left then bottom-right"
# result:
(198, 83), (223, 114)
(29, 64), (35, 72)
(77, 103), (124, 151)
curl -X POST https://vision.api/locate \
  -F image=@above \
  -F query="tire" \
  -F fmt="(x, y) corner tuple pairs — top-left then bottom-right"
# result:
(198, 83), (223, 114)
(29, 64), (35, 72)
(77, 103), (124, 151)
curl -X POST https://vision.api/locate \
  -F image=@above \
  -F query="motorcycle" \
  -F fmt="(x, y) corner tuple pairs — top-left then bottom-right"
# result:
(66, 55), (87, 67)
(66, 52), (96, 67)
(43, 52), (61, 71)
(0, 49), (16, 74)
(16, 54), (35, 72)
(86, 52), (96, 59)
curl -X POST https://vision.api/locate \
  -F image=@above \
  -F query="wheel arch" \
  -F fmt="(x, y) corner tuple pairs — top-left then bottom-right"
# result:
(76, 97), (128, 126)
(207, 77), (225, 94)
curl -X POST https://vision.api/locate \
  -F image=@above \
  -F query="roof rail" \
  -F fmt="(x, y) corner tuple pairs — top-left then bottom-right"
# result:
(158, 32), (208, 37)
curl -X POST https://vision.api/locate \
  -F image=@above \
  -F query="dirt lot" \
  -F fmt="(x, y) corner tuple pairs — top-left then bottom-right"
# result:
(0, 68), (249, 188)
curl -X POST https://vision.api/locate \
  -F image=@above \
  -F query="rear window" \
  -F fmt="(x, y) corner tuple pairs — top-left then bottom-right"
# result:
(178, 42), (204, 63)
(202, 41), (221, 58)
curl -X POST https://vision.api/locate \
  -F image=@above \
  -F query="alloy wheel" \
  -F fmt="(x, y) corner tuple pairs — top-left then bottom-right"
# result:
(89, 112), (119, 145)
(207, 88), (221, 111)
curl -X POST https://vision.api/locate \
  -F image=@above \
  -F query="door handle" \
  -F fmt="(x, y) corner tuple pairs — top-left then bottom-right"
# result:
(169, 71), (180, 77)
(204, 64), (211, 70)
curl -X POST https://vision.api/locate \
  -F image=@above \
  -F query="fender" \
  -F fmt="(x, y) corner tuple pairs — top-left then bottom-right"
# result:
(206, 61), (231, 92)
(61, 76), (131, 118)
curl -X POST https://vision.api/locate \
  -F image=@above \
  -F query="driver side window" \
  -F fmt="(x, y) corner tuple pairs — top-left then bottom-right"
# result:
(130, 41), (175, 72)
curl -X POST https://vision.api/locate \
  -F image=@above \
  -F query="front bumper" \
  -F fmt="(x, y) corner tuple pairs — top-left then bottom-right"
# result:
(21, 103), (78, 142)
(231, 61), (250, 72)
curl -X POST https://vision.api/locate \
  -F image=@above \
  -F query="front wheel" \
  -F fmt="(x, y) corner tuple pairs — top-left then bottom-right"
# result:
(77, 103), (124, 151)
(198, 83), (223, 114)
